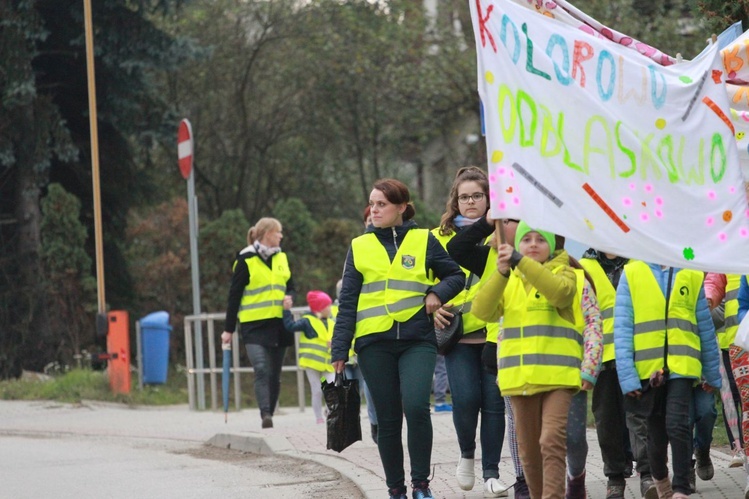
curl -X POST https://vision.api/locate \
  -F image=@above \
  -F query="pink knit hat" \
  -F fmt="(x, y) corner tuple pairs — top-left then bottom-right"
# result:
(307, 290), (332, 314)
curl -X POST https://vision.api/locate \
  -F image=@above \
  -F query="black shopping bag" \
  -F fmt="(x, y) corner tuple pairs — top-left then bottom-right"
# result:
(322, 372), (362, 452)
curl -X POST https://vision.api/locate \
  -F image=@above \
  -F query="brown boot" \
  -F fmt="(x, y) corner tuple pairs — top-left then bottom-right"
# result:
(654, 477), (673, 499)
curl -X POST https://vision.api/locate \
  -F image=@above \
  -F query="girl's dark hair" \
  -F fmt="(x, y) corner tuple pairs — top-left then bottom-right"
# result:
(363, 205), (371, 225)
(439, 166), (490, 236)
(372, 178), (416, 221)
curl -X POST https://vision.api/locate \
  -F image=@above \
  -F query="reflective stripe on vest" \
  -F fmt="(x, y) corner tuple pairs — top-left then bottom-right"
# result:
(498, 267), (584, 394)
(720, 274), (741, 349)
(298, 314), (334, 372)
(625, 261), (703, 380)
(352, 229), (432, 338)
(580, 258), (617, 362)
(237, 253), (290, 322)
(431, 229), (495, 335)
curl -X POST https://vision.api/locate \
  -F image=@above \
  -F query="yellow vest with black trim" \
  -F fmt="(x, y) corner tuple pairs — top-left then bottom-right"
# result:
(580, 258), (616, 362)
(625, 261), (703, 380)
(720, 274), (741, 350)
(431, 229), (498, 341)
(237, 252), (290, 322)
(298, 314), (335, 372)
(498, 267), (585, 395)
(352, 229), (433, 338)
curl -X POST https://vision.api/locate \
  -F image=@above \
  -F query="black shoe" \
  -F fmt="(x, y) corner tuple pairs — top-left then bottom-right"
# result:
(514, 477), (530, 499)
(695, 447), (714, 480)
(623, 461), (633, 478)
(371, 423), (378, 444)
(411, 480), (433, 499)
(388, 486), (407, 499)
(261, 413), (273, 429)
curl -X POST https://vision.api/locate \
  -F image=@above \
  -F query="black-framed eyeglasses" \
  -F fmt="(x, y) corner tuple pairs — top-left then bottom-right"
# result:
(458, 193), (486, 204)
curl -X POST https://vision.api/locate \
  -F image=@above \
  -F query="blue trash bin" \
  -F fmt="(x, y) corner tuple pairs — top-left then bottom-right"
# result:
(140, 311), (172, 384)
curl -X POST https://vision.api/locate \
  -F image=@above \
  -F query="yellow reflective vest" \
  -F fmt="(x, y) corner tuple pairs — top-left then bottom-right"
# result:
(579, 258), (616, 362)
(431, 229), (499, 342)
(720, 274), (741, 350)
(298, 314), (334, 373)
(352, 229), (433, 338)
(498, 267), (585, 395)
(624, 261), (703, 380)
(237, 252), (290, 323)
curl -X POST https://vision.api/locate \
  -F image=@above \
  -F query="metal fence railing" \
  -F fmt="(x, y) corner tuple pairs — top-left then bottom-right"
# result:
(184, 307), (310, 411)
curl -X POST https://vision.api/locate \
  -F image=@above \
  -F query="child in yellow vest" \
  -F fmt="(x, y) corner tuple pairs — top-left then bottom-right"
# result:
(283, 291), (335, 424)
(473, 222), (584, 499)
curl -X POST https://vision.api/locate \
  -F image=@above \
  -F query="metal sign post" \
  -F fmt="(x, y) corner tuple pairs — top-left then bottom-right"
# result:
(178, 119), (205, 409)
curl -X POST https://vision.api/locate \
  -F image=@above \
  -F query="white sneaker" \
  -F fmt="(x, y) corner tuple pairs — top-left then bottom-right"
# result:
(731, 449), (746, 468)
(745, 479), (749, 499)
(456, 457), (475, 491)
(483, 478), (510, 497)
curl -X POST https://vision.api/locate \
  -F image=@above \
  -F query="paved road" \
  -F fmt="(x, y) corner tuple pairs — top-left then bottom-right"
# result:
(1, 400), (746, 498)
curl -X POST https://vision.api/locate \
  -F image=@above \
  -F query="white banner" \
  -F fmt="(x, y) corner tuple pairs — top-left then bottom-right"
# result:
(470, 0), (749, 273)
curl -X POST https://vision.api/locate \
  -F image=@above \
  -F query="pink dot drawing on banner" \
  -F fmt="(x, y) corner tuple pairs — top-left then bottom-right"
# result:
(718, 233), (728, 242)
(489, 174), (497, 182)
(498, 167), (506, 175)
(741, 228), (749, 238)
(644, 184), (653, 193)
(655, 209), (663, 218)
(513, 197), (520, 205)
(498, 202), (507, 210)
(489, 190), (497, 200)
(707, 190), (717, 200)
(623, 197), (632, 207)
(640, 213), (649, 222)
(655, 197), (663, 206)
(729, 186), (737, 194)
(706, 217), (714, 226)
(629, 183), (636, 190)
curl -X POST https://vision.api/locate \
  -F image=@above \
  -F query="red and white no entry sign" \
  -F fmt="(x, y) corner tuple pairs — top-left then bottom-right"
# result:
(177, 119), (193, 180)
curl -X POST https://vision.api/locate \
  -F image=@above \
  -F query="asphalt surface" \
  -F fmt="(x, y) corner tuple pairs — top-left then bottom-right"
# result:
(1, 399), (747, 498)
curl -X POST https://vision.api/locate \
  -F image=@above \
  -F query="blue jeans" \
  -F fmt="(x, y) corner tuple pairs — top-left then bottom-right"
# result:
(345, 363), (377, 425)
(648, 378), (693, 495)
(691, 384), (717, 452)
(245, 343), (286, 417)
(445, 342), (506, 479)
(358, 339), (437, 489)
(566, 390), (588, 477)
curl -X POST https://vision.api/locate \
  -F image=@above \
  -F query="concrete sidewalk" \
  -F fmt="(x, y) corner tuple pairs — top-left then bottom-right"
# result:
(1, 400), (746, 498)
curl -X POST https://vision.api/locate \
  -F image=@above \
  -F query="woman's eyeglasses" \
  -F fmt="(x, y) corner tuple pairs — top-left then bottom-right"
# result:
(457, 193), (486, 204)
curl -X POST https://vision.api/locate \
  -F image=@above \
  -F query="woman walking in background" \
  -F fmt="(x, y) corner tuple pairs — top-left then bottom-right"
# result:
(431, 166), (509, 497)
(331, 178), (464, 499)
(222, 217), (295, 429)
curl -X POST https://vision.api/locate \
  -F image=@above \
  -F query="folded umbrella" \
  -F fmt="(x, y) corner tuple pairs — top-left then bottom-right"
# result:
(222, 342), (231, 423)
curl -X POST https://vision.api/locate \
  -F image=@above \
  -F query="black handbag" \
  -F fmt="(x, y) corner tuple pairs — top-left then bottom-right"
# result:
(435, 273), (473, 355)
(436, 311), (464, 355)
(322, 371), (362, 452)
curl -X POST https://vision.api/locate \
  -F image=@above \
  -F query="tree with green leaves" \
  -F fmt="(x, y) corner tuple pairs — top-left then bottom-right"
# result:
(0, 0), (202, 377)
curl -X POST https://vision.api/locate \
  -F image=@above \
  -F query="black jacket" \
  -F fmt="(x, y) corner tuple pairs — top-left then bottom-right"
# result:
(445, 216), (495, 276)
(331, 220), (465, 361)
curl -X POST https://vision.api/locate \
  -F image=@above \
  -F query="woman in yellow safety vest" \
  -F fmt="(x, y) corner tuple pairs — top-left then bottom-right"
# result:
(222, 217), (295, 430)
(283, 290), (335, 424)
(472, 222), (585, 499)
(331, 178), (464, 499)
(430, 166), (508, 497)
